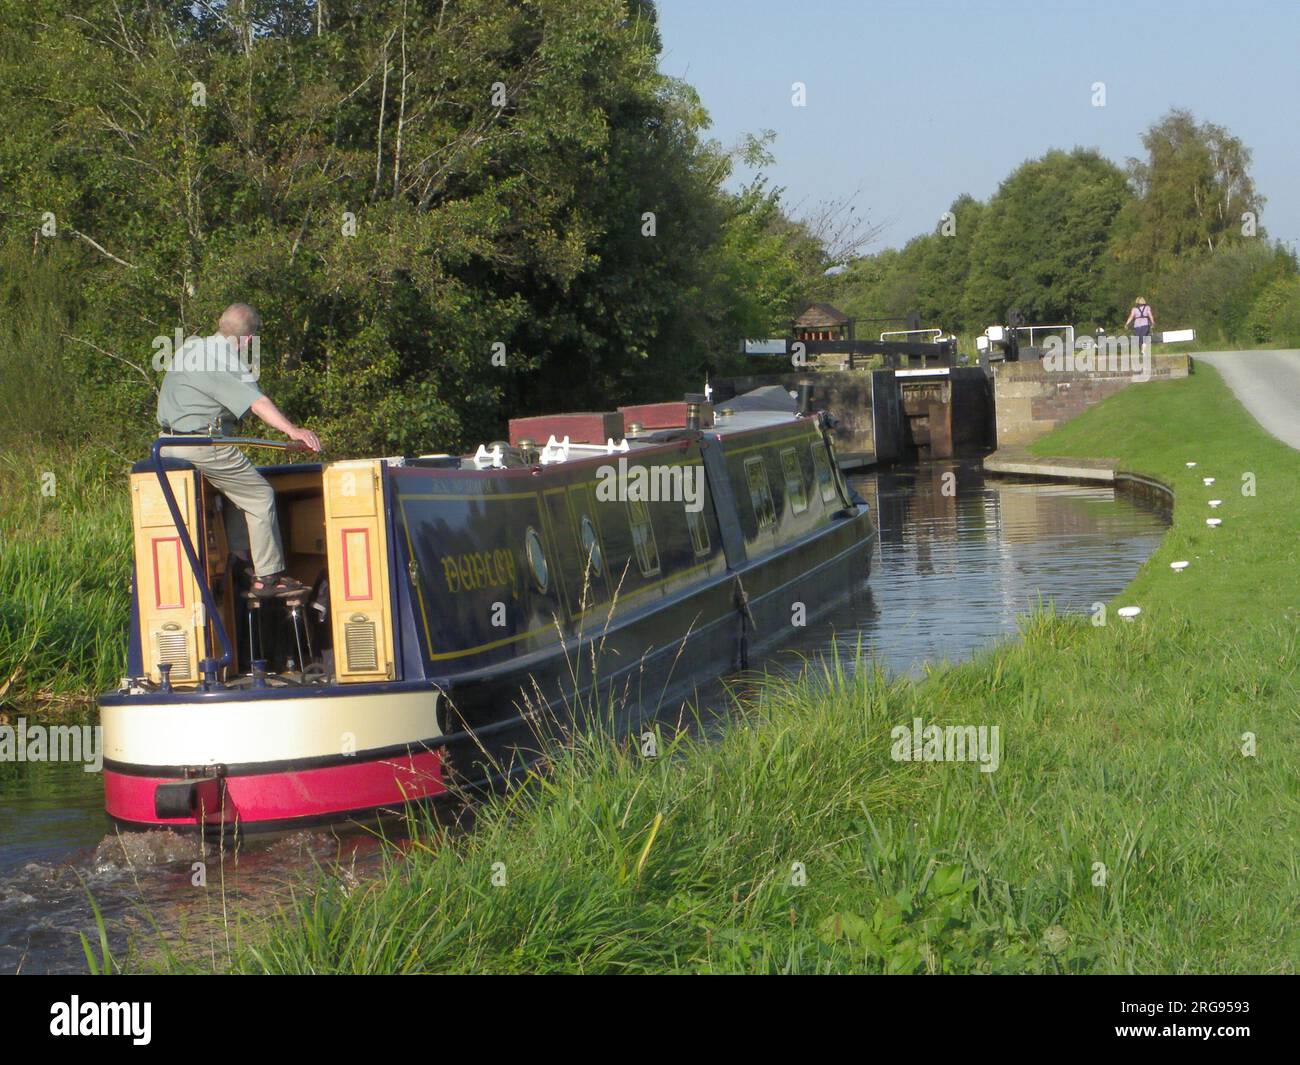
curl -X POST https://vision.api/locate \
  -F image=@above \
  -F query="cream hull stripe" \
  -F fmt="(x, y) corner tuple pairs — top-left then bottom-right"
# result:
(100, 689), (441, 767)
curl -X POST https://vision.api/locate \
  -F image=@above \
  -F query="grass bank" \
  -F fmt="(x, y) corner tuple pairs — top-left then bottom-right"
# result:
(162, 366), (1295, 971)
(0, 442), (131, 715)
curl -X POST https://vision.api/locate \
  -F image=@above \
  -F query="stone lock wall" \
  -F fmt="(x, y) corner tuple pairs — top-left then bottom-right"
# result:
(991, 355), (1190, 447)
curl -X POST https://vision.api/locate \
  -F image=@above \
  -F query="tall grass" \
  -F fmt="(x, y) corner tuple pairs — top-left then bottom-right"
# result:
(0, 443), (131, 712)
(212, 661), (1061, 975)
(0, 241), (139, 712)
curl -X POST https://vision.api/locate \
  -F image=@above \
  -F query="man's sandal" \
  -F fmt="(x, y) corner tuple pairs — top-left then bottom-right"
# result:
(245, 574), (310, 604)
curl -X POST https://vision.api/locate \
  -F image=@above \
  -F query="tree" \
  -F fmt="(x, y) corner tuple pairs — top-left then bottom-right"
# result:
(961, 148), (1130, 328)
(1116, 108), (1264, 272)
(915, 194), (985, 331)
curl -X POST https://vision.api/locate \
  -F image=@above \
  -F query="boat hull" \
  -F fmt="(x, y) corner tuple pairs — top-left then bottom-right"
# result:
(104, 751), (444, 833)
(100, 686), (446, 830)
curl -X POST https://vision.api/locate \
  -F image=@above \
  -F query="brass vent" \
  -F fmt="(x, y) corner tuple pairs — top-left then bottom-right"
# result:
(156, 630), (192, 680)
(344, 615), (378, 673)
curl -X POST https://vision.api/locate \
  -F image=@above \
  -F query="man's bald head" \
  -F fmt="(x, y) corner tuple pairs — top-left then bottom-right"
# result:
(218, 303), (261, 338)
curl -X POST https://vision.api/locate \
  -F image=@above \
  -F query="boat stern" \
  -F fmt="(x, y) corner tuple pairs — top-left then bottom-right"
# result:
(99, 684), (445, 832)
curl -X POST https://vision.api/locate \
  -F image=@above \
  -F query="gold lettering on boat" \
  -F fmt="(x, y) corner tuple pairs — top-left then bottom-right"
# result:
(440, 549), (517, 595)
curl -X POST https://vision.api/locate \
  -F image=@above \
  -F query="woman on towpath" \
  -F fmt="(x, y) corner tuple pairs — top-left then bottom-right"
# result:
(1123, 297), (1156, 358)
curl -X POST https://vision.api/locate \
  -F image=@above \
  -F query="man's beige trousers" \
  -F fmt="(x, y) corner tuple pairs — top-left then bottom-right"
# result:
(160, 439), (285, 577)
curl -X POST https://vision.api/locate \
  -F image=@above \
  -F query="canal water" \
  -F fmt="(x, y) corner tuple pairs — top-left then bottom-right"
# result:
(0, 459), (1170, 973)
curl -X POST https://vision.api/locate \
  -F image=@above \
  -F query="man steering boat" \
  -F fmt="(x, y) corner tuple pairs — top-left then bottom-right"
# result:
(155, 303), (322, 602)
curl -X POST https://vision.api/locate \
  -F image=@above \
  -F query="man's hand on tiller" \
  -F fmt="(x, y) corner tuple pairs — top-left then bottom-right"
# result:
(288, 426), (322, 453)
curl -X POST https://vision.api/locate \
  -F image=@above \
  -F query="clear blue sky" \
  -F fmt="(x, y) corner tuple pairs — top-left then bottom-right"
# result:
(656, 0), (1300, 254)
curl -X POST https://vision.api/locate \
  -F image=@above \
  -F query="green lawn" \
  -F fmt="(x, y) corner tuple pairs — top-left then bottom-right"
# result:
(162, 364), (1298, 972)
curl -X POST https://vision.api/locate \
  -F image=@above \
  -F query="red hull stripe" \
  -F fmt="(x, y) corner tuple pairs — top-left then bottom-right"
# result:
(104, 750), (444, 827)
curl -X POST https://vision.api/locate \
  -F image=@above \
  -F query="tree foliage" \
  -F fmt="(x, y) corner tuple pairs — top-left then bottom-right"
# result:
(0, 0), (823, 455)
(822, 112), (1294, 345)
(1116, 108), (1263, 270)
(962, 149), (1129, 328)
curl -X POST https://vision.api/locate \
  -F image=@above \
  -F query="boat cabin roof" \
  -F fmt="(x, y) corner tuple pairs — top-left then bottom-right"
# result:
(134, 387), (810, 475)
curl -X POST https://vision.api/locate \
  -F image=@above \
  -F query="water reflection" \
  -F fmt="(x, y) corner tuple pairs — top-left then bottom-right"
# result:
(758, 458), (1169, 676)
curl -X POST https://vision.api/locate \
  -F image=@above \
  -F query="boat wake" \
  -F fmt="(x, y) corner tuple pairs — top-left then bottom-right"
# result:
(0, 824), (383, 974)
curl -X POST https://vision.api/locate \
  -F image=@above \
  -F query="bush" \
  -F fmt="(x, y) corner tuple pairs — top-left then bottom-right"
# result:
(1152, 241), (1294, 346)
(1244, 275), (1300, 345)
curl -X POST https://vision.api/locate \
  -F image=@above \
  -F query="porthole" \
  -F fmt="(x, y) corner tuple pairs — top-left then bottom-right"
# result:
(525, 527), (549, 592)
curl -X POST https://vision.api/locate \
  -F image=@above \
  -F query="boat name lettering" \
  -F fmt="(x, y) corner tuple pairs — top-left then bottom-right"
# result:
(441, 549), (516, 594)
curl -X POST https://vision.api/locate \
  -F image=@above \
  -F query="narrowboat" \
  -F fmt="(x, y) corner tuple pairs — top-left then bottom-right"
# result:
(99, 387), (876, 832)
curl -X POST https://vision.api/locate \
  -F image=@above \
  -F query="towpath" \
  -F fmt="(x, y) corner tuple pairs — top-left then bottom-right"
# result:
(1197, 350), (1300, 451)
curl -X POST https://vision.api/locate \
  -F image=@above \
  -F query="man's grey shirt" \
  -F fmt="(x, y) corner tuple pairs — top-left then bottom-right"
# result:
(156, 334), (263, 434)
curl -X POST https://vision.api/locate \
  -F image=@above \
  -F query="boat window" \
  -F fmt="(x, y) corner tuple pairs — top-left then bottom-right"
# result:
(780, 447), (809, 515)
(811, 441), (837, 504)
(627, 498), (660, 576)
(686, 505), (710, 556)
(578, 515), (603, 574)
(525, 527), (549, 592)
(744, 456), (777, 530)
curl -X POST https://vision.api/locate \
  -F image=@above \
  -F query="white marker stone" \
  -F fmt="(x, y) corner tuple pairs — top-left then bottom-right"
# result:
(1117, 606), (1141, 620)
(1186, 462), (1197, 468)
(1170, 560), (1190, 572)
(1202, 477), (1215, 486)
(1206, 518), (1222, 527)
(1208, 499), (1222, 508)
